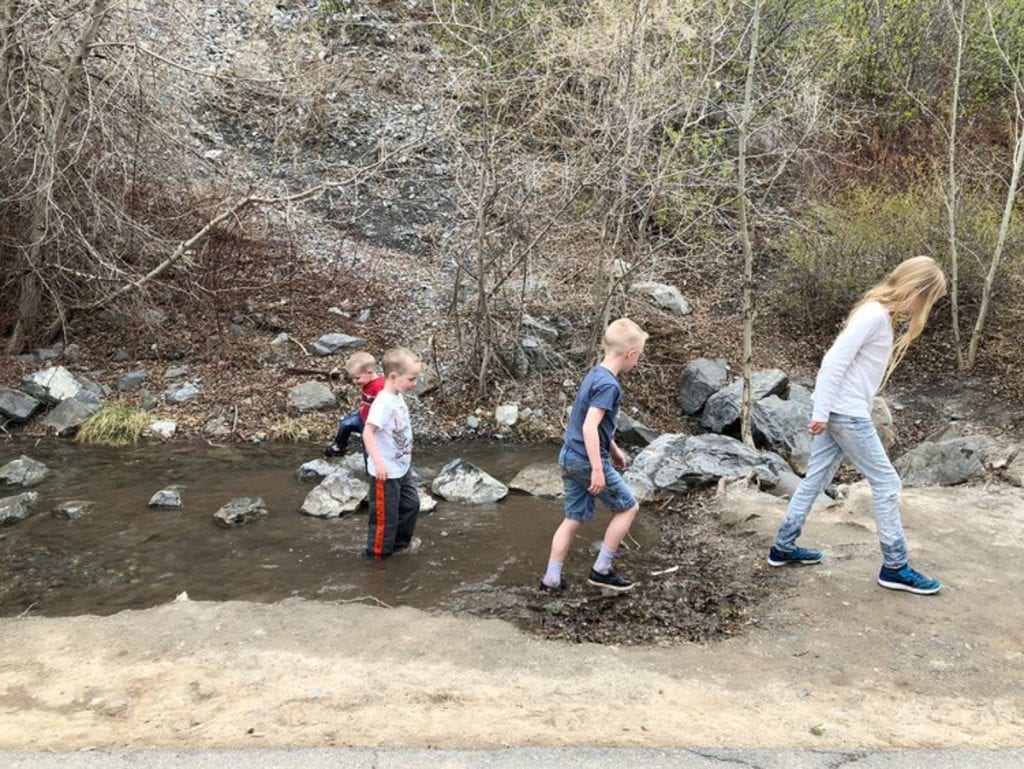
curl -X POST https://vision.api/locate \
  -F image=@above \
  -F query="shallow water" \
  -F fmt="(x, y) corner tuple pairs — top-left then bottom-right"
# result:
(0, 440), (652, 617)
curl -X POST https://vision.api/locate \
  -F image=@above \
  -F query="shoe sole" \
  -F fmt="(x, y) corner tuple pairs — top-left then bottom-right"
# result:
(766, 556), (822, 567)
(877, 577), (941, 595)
(586, 577), (635, 592)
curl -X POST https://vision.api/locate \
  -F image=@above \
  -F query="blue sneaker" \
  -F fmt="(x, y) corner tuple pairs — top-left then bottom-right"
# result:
(767, 545), (823, 567)
(877, 565), (941, 595)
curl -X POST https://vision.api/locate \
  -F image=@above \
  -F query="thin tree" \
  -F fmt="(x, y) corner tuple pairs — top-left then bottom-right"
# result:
(738, 0), (762, 447)
(966, 2), (1024, 368)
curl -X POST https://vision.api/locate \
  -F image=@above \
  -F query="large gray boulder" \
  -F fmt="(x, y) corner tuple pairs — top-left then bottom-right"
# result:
(751, 395), (813, 474)
(699, 369), (789, 433)
(20, 366), (82, 404)
(677, 358), (729, 416)
(0, 387), (42, 423)
(509, 462), (563, 498)
(894, 435), (994, 486)
(310, 333), (364, 356)
(652, 434), (782, 492)
(628, 433), (784, 496)
(0, 491), (39, 525)
(300, 470), (368, 518)
(0, 455), (50, 487)
(432, 459), (509, 504)
(629, 281), (691, 315)
(213, 496), (268, 527)
(40, 396), (101, 437)
(287, 381), (336, 413)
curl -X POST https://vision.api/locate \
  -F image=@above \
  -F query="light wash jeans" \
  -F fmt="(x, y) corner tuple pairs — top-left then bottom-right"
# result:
(773, 413), (908, 569)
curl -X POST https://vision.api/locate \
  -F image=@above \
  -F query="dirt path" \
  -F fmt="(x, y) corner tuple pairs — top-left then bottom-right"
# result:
(1, 483), (1022, 751)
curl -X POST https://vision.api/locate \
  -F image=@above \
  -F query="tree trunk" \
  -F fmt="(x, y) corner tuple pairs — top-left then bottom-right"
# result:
(738, 0), (762, 448)
(945, 0), (966, 369)
(966, 102), (1024, 368)
(5, 0), (110, 353)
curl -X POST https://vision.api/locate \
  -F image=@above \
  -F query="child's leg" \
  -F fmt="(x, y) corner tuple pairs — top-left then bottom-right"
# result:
(829, 416), (908, 569)
(393, 472), (421, 550)
(591, 460), (639, 575)
(772, 429), (844, 551)
(365, 476), (400, 559)
(333, 411), (364, 452)
(542, 452), (593, 588)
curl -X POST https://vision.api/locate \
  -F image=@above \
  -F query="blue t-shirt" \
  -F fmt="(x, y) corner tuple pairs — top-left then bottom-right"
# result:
(563, 365), (621, 461)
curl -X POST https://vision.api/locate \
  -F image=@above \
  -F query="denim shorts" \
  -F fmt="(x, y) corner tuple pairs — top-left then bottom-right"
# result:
(559, 447), (637, 522)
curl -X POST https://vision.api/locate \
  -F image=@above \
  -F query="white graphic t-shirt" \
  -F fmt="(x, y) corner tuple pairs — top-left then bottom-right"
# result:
(365, 390), (413, 478)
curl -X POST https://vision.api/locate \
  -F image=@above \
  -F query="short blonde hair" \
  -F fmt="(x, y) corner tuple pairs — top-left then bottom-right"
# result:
(344, 351), (377, 377)
(603, 318), (649, 354)
(382, 346), (420, 376)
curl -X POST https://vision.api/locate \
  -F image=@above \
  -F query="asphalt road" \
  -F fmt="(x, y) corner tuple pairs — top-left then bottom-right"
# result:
(3, 748), (1024, 768)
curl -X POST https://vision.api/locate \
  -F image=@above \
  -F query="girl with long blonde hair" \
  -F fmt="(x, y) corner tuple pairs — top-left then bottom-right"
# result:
(768, 256), (948, 594)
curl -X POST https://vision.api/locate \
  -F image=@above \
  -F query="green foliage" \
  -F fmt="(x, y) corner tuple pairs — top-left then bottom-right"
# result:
(76, 403), (150, 447)
(774, 181), (1024, 331)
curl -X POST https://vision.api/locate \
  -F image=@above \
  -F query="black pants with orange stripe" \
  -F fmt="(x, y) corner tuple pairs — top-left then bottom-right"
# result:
(364, 471), (420, 559)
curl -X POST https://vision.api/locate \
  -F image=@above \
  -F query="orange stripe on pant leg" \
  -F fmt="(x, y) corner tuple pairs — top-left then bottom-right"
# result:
(374, 478), (386, 559)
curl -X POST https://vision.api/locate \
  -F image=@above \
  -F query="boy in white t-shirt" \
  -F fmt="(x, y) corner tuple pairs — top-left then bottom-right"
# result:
(362, 347), (422, 559)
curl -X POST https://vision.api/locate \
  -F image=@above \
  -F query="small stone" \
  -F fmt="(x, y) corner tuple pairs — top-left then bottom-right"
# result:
(0, 387), (42, 423)
(164, 365), (188, 379)
(165, 382), (202, 403)
(495, 404), (519, 428)
(310, 333), (364, 357)
(53, 500), (94, 520)
(466, 415), (480, 430)
(117, 369), (148, 392)
(213, 496), (268, 527)
(149, 488), (183, 508)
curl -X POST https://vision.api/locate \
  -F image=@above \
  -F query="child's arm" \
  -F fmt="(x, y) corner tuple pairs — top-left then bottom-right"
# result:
(583, 406), (606, 493)
(609, 440), (628, 471)
(812, 306), (887, 425)
(363, 423), (388, 481)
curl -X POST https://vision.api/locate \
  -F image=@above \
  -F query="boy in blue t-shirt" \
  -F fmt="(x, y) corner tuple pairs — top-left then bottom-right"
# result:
(540, 317), (648, 593)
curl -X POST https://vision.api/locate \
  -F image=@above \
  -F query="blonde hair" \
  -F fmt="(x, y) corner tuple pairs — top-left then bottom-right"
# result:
(852, 255), (947, 381)
(603, 318), (649, 354)
(382, 347), (420, 376)
(344, 351), (376, 377)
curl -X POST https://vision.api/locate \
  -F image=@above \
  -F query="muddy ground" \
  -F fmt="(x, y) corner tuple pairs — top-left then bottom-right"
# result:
(1, 481), (1022, 751)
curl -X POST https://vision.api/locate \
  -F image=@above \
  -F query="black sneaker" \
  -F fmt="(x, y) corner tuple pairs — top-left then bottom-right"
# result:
(324, 443), (344, 458)
(587, 568), (634, 592)
(539, 578), (569, 594)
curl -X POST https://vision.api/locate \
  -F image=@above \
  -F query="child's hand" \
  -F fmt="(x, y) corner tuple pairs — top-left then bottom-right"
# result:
(375, 466), (388, 481)
(807, 420), (827, 435)
(611, 445), (628, 471)
(589, 467), (606, 494)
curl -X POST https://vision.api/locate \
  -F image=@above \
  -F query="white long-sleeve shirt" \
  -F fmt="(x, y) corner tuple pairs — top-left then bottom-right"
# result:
(811, 301), (893, 422)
